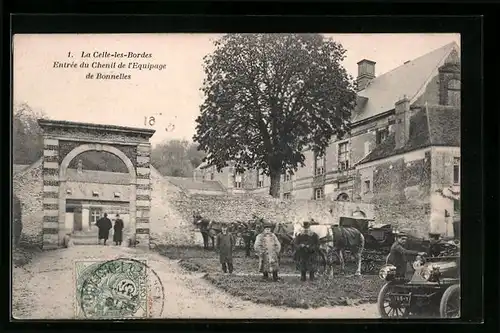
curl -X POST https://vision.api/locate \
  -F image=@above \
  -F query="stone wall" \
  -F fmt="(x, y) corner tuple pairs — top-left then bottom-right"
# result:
(13, 159), (44, 247)
(355, 149), (432, 205)
(172, 194), (374, 226)
(354, 149), (435, 238)
(374, 202), (431, 238)
(149, 167), (196, 246)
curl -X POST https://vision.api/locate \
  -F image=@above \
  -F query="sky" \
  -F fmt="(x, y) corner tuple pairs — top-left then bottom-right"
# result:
(13, 33), (460, 146)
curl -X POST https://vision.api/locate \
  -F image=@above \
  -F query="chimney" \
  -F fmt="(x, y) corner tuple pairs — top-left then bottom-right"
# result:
(356, 59), (376, 91)
(394, 96), (411, 150)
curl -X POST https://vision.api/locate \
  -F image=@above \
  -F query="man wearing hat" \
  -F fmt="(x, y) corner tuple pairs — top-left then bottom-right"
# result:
(387, 229), (426, 278)
(216, 223), (235, 274)
(254, 221), (281, 281)
(293, 221), (320, 282)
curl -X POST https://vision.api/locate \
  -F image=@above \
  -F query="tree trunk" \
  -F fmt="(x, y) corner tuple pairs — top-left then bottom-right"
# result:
(269, 170), (281, 198)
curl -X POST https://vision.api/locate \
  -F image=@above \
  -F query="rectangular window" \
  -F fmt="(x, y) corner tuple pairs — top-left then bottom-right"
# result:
(376, 128), (389, 144)
(363, 180), (371, 193)
(338, 142), (350, 171)
(285, 172), (292, 182)
(447, 79), (461, 107)
(283, 192), (291, 200)
(314, 154), (325, 176)
(314, 187), (324, 200)
(453, 157), (460, 184)
(453, 199), (460, 212)
(90, 209), (102, 224)
(210, 173), (215, 180)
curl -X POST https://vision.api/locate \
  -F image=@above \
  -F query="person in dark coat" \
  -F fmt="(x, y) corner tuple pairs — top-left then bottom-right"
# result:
(387, 230), (426, 278)
(216, 224), (235, 273)
(294, 221), (320, 281)
(113, 214), (124, 246)
(96, 213), (112, 245)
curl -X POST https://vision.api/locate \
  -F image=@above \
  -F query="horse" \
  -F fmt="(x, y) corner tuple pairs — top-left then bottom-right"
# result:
(273, 222), (296, 256)
(235, 216), (268, 257)
(330, 224), (365, 276)
(192, 213), (236, 250)
(292, 222), (365, 276)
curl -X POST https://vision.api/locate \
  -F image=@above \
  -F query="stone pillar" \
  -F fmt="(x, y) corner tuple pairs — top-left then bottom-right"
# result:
(135, 144), (151, 249)
(42, 138), (61, 249)
(82, 206), (90, 231)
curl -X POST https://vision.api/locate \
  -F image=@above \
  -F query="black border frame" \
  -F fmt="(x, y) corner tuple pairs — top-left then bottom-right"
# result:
(3, 2), (491, 332)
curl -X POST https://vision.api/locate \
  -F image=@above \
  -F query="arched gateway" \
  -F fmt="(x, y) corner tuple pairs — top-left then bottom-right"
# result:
(38, 119), (155, 249)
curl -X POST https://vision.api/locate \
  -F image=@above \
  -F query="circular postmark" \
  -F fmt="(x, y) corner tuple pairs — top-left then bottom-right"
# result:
(76, 258), (164, 319)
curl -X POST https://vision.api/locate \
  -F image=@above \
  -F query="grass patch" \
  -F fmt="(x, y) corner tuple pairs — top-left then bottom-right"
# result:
(204, 274), (383, 309)
(157, 246), (384, 309)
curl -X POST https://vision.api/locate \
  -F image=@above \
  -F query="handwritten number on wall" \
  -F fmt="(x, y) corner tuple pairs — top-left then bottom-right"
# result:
(144, 116), (156, 127)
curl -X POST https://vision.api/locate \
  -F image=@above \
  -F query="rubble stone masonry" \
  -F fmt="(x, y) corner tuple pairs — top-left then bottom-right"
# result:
(355, 150), (432, 237)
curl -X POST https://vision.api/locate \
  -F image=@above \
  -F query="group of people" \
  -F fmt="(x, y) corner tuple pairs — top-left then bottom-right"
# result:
(216, 218), (429, 282)
(215, 219), (321, 282)
(95, 213), (125, 246)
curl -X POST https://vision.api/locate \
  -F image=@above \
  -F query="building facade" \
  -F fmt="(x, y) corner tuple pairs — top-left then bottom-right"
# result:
(193, 42), (461, 211)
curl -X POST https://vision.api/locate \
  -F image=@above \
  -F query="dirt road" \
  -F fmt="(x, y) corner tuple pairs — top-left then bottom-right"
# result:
(12, 246), (378, 319)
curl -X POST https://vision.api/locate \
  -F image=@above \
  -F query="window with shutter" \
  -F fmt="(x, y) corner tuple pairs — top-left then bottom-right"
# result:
(338, 142), (350, 171)
(447, 79), (461, 107)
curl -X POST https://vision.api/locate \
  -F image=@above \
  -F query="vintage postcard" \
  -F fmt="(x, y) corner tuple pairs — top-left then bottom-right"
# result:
(12, 33), (461, 319)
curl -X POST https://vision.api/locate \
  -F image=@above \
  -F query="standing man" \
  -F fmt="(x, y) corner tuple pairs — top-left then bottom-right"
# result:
(294, 221), (320, 282)
(387, 230), (426, 278)
(216, 223), (235, 274)
(96, 213), (112, 245)
(254, 222), (281, 281)
(113, 214), (124, 246)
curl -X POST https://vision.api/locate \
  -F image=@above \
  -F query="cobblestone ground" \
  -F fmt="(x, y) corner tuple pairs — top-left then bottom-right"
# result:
(12, 246), (378, 319)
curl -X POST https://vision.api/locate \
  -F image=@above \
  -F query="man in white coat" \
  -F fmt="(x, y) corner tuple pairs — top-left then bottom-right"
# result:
(254, 221), (281, 281)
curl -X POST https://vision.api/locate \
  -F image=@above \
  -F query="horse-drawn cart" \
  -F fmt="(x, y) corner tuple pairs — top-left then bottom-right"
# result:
(330, 216), (395, 274)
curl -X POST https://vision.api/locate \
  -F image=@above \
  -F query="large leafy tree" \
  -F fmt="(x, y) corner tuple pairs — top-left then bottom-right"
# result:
(13, 103), (45, 165)
(151, 139), (206, 177)
(194, 34), (357, 197)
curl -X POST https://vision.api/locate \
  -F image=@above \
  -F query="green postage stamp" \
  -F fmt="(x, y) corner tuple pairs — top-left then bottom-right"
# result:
(75, 258), (155, 319)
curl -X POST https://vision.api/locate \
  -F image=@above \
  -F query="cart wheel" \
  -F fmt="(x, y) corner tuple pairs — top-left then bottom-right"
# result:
(439, 284), (460, 318)
(361, 260), (377, 274)
(377, 282), (410, 318)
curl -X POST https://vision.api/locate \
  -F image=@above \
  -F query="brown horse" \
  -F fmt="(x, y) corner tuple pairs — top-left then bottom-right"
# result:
(192, 212), (236, 250)
(234, 216), (268, 257)
(329, 225), (365, 276)
(273, 222), (295, 256)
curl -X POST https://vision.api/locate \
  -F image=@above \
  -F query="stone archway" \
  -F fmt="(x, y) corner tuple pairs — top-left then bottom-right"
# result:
(58, 144), (137, 245)
(60, 144), (136, 180)
(38, 119), (155, 249)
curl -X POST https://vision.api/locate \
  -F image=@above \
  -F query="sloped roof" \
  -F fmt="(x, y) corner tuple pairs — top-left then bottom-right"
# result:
(358, 105), (460, 164)
(352, 42), (459, 123)
(165, 176), (226, 193)
(13, 164), (30, 174)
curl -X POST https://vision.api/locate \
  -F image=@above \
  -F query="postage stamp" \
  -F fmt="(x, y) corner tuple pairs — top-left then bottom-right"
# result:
(74, 258), (164, 319)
